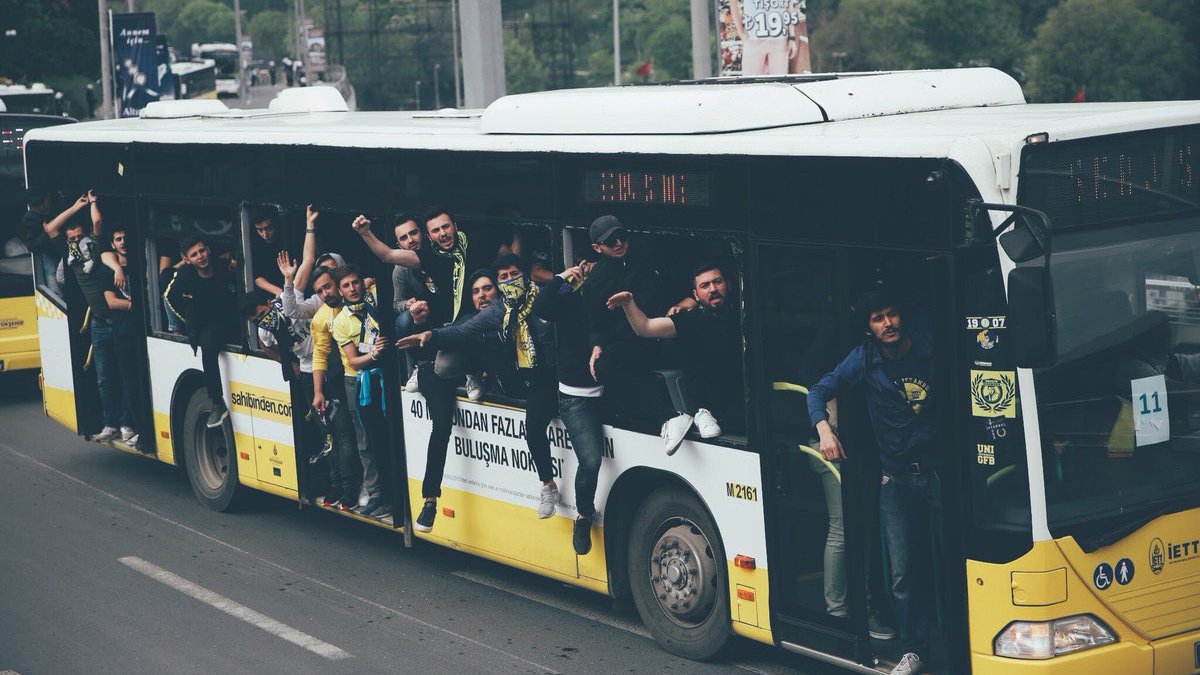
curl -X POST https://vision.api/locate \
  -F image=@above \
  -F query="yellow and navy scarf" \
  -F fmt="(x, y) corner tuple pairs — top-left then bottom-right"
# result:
(500, 275), (541, 369)
(432, 231), (469, 322)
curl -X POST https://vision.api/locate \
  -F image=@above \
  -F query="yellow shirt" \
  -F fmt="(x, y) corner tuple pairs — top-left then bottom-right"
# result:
(331, 285), (381, 374)
(310, 301), (355, 376)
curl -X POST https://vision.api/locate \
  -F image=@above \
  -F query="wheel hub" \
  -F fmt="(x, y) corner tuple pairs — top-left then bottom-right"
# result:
(648, 521), (715, 625)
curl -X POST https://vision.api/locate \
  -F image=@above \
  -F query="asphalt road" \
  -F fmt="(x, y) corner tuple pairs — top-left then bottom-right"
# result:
(0, 373), (837, 675)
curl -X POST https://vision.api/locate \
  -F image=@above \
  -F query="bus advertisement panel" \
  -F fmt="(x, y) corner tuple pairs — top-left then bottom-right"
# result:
(717, 0), (811, 76)
(112, 12), (161, 118)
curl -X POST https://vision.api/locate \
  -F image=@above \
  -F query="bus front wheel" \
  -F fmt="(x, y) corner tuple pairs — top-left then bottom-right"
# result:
(180, 387), (242, 512)
(627, 487), (731, 660)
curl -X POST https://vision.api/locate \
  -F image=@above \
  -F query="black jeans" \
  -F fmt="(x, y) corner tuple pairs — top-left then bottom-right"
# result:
(880, 469), (941, 656)
(558, 392), (604, 517)
(501, 367), (558, 485)
(300, 374), (361, 501)
(196, 324), (231, 411)
(419, 361), (459, 499)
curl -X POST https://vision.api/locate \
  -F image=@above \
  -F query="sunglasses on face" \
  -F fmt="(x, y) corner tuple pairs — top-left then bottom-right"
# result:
(600, 229), (628, 248)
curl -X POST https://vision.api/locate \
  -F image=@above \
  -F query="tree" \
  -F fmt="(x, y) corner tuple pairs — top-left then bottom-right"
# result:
(139, 0), (191, 42)
(915, 0), (1023, 71)
(248, 9), (289, 60)
(505, 39), (549, 94)
(810, 0), (928, 72)
(172, 0), (236, 51)
(1025, 0), (1196, 102)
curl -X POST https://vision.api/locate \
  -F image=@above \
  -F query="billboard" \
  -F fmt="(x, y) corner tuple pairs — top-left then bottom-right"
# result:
(306, 26), (326, 74)
(717, 0), (811, 76)
(112, 12), (161, 117)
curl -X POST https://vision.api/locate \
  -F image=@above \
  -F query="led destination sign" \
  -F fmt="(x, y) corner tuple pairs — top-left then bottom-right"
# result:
(583, 169), (712, 207)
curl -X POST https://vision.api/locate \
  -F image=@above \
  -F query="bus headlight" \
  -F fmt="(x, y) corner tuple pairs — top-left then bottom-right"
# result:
(993, 615), (1116, 659)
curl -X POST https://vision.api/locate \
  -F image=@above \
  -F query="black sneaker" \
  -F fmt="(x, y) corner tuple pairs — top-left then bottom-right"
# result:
(414, 500), (437, 532)
(869, 611), (896, 641)
(573, 515), (593, 555)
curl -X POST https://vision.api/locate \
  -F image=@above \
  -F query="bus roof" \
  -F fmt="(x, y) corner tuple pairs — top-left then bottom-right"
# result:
(23, 68), (1200, 159)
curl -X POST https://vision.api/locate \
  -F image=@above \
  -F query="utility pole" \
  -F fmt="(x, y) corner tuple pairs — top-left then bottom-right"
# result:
(459, 0), (505, 108)
(415, 80), (421, 109)
(612, 0), (621, 85)
(98, 0), (114, 119)
(434, 63), (441, 108)
(233, 0), (245, 97)
(689, 0), (711, 79)
(451, 0), (462, 108)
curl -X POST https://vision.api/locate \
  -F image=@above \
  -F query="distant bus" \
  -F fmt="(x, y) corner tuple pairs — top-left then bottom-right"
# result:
(195, 43), (239, 98)
(0, 84), (60, 116)
(169, 59), (218, 100)
(0, 110), (75, 373)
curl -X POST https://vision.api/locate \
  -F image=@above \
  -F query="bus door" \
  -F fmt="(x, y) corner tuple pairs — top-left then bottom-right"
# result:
(756, 244), (958, 669)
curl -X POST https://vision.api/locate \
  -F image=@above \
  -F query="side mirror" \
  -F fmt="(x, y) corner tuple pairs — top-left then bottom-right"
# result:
(1007, 267), (1056, 368)
(999, 220), (1044, 263)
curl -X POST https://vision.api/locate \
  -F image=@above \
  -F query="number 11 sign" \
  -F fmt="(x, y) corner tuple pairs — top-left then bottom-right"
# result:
(1131, 374), (1170, 447)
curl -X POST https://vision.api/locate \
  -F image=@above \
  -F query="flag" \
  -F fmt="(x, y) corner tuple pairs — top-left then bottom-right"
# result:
(1071, 85), (1086, 103)
(636, 58), (654, 78)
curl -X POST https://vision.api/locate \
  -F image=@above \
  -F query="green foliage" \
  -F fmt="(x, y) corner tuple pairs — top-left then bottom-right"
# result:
(138, 0), (191, 41)
(1025, 0), (1197, 101)
(506, 39), (549, 94)
(0, 0), (100, 82)
(247, 9), (290, 60)
(171, 0), (236, 50)
(812, 0), (928, 71)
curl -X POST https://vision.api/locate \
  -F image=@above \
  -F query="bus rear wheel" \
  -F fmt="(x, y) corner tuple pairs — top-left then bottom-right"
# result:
(627, 487), (731, 660)
(181, 387), (242, 512)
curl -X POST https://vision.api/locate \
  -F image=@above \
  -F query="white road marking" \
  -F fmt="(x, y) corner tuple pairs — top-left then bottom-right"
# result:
(120, 556), (351, 660)
(0, 442), (561, 675)
(451, 570), (795, 675)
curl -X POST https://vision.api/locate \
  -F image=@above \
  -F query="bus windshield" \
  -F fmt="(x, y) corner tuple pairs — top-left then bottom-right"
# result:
(1019, 128), (1200, 547)
(200, 49), (237, 78)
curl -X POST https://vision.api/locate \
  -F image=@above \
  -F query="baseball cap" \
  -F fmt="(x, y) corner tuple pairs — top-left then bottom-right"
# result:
(589, 215), (624, 245)
(316, 252), (346, 269)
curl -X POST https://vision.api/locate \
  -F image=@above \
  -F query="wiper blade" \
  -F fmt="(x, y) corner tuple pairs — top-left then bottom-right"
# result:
(1077, 496), (1200, 552)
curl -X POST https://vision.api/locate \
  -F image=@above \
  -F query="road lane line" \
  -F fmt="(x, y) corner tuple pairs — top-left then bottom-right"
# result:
(120, 556), (351, 660)
(451, 570), (792, 675)
(0, 443), (560, 675)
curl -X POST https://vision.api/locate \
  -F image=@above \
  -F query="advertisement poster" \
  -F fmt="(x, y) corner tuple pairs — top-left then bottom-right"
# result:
(717, 0), (811, 76)
(306, 26), (326, 74)
(111, 12), (161, 117)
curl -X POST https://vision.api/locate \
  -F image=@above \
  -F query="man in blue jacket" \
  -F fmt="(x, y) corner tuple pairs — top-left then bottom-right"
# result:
(806, 290), (937, 675)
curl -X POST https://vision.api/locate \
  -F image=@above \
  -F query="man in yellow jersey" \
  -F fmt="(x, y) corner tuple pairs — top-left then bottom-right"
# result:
(330, 264), (392, 520)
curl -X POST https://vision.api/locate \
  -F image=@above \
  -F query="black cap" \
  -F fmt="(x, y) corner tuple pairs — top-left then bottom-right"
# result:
(589, 215), (624, 244)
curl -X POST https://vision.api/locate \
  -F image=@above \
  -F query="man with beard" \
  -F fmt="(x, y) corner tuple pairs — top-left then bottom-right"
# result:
(807, 290), (937, 675)
(607, 263), (743, 452)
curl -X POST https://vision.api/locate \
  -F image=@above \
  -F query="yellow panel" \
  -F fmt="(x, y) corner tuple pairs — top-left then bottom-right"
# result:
(43, 384), (77, 433)
(254, 437), (298, 492)
(0, 350), (40, 372)
(152, 411), (176, 465)
(728, 563), (773, 643)
(234, 431), (259, 482)
(34, 292), (66, 320)
(229, 380), (294, 427)
(1011, 568), (1067, 606)
(409, 478), (588, 585)
(1152, 628), (1200, 675)
(735, 584), (758, 627)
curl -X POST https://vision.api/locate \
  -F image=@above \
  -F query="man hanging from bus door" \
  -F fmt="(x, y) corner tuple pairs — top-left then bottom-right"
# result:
(581, 215), (697, 454)
(532, 258), (606, 555)
(20, 187), (94, 297)
(100, 224), (144, 447)
(330, 264), (393, 520)
(605, 261), (745, 451)
(397, 254), (562, 530)
(164, 235), (239, 429)
(807, 289), (938, 675)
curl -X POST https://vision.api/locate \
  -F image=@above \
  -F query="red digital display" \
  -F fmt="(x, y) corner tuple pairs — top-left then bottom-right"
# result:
(584, 170), (711, 207)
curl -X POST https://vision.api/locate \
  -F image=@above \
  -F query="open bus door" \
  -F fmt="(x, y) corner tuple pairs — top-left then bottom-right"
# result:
(755, 243), (961, 672)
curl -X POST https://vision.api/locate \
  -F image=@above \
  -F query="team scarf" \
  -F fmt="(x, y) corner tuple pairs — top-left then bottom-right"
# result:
(66, 236), (96, 272)
(431, 230), (469, 322)
(500, 275), (541, 369)
(254, 298), (298, 381)
(347, 288), (382, 347)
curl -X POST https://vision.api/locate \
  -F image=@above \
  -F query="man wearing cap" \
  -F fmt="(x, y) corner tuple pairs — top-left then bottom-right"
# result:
(581, 215), (693, 452)
(806, 289), (937, 675)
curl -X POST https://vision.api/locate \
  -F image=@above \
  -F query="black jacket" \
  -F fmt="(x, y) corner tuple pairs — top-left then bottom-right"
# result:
(163, 264), (238, 350)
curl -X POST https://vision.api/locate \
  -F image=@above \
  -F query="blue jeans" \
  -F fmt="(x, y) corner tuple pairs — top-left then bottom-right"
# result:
(91, 315), (135, 429)
(880, 469), (941, 656)
(558, 392), (604, 518)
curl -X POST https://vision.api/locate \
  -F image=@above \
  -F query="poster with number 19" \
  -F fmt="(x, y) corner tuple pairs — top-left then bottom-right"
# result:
(1131, 374), (1169, 446)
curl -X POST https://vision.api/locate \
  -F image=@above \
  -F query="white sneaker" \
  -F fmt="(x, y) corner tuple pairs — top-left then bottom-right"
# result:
(465, 374), (484, 401)
(661, 413), (693, 456)
(120, 426), (137, 442)
(404, 368), (421, 393)
(538, 482), (559, 519)
(890, 653), (922, 675)
(92, 426), (119, 442)
(693, 408), (722, 438)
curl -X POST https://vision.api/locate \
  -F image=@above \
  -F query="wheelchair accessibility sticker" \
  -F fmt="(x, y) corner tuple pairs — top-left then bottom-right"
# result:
(1093, 562), (1114, 591)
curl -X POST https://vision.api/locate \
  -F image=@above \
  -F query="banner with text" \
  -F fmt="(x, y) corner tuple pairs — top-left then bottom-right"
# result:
(717, 0), (811, 76)
(112, 12), (161, 117)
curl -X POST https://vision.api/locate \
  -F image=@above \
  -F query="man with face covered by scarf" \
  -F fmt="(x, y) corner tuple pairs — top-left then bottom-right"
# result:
(397, 254), (560, 532)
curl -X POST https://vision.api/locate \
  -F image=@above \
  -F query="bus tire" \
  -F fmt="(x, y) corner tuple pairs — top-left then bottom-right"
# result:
(627, 487), (731, 660)
(180, 387), (242, 512)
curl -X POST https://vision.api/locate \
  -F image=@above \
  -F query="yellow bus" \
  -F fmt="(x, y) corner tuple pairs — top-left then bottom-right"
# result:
(25, 72), (1200, 674)
(0, 110), (75, 374)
